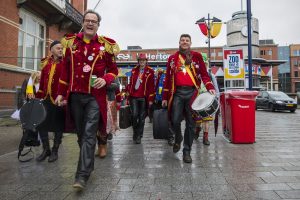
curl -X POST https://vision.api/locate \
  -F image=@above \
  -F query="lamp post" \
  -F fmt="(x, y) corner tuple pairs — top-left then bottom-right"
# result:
(196, 14), (222, 70)
(247, 0), (253, 90)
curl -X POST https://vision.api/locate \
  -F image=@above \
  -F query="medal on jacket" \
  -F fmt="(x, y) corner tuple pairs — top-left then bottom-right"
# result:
(181, 65), (186, 74)
(83, 64), (91, 72)
(88, 55), (94, 61)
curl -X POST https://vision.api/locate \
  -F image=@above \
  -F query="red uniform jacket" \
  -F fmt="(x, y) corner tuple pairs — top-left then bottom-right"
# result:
(36, 56), (64, 103)
(58, 33), (119, 134)
(162, 51), (214, 114)
(127, 65), (155, 104)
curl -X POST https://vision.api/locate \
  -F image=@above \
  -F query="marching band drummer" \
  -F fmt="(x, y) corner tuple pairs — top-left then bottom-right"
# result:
(35, 40), (65, 162)
(162, 34), (215, 163)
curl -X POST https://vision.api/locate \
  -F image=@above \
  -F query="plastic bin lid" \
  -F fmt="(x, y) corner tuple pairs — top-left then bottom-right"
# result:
(225, 90), (259, 99)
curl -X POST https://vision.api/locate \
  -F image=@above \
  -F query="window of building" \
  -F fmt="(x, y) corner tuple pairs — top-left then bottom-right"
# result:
(18, 10), (45, 70)
(268, 50), (272, 56)
(293, 50), (299, 56)
(217, 51), (223, 57)
(260, 50), (265, 55)
(295, 82), (300, 92)
(295, 71), (298, 77)
(293, 60), (298, 67)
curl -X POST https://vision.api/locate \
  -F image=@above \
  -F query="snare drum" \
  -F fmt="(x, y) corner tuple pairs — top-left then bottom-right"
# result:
(191, 92), (219, 120)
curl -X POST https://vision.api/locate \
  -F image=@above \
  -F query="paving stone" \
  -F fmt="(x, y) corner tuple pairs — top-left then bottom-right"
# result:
(64, 191), (110, 200)
(248, 183), (292, 191)
(22, 191), (70, 200)
(233, 191), (282, 200)
(276, 190), (300, 199)
(107, 191), (151, 200)
(149, 192), (193, 200)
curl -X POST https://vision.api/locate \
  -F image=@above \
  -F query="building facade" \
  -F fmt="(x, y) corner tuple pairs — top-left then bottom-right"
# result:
(290, 44), (300, 93)
(0, 0), (86, 110)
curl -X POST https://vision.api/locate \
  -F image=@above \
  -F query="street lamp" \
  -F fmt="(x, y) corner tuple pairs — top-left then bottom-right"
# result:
(196, 14), (222, 70)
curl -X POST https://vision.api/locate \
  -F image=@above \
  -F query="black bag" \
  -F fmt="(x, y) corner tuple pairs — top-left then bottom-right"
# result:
(119, 105), (132, 129)
(20, 99), (47, 132)
(153, 109), (170, 139)
(18, 129), (40, 162)
(18, 99), (46, 162)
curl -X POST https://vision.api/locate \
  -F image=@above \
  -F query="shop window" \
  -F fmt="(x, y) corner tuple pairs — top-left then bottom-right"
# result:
(18, 10), (45, 70)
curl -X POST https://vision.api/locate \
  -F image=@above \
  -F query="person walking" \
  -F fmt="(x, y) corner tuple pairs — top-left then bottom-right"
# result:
(127, 53), (155, 144)
(162, 34), (215, 163)
(55, 10), (119, 189)
(35, 40), (65, 162)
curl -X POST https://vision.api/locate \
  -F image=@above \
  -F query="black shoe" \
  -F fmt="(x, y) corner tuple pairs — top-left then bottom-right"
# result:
(135, 135), (141, 144)
(168, 138), (175, 146)
(183, 154), (192, 163)
(36, 149), (51, 162)
(107, 133), (113, 140)
(73, 178), (86, 190)
(173, 143), (181, 153)
(173, 135), (183, 153)
(48, 151), (58, 162)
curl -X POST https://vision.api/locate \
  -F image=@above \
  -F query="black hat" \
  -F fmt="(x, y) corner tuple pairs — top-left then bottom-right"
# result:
(50, 40), (61, 50)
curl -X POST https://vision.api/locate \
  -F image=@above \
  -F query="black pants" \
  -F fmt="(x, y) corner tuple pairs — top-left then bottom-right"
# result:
(70, 93), (99, 181)
(171, 86), (196, 154)
(130, 97), (146, 139)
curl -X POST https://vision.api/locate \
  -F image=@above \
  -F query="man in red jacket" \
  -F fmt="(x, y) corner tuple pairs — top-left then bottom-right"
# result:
(127, 53), (155, 144)
(55, 10), (119, 189)
(36, 40), (64, 163)
(162, 34), (215, 163)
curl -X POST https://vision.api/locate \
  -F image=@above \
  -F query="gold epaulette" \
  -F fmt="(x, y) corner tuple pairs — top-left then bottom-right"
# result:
(40, 57), (49, 70)
(98, 36), (120, 55)
(61, 34), (76, 55)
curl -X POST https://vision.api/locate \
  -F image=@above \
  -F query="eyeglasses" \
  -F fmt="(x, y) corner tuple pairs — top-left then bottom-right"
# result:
(84, 19), (98, 25)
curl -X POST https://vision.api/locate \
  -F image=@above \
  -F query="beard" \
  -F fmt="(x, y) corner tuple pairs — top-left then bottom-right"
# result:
(179, 47), (192, 65)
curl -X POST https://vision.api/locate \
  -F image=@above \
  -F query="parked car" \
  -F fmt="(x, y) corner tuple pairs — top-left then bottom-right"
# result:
(256, 91), (297, 112)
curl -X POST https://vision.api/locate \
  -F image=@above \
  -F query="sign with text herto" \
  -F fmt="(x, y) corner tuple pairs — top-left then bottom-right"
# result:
(223, 48), (245, 80)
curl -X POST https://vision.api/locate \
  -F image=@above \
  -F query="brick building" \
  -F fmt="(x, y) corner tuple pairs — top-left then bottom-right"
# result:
(289, 44), (300, 93)
(0, 0), (86, 111)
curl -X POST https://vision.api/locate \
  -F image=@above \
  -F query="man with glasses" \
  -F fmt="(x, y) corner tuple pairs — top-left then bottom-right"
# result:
(55, 10), (119, 190)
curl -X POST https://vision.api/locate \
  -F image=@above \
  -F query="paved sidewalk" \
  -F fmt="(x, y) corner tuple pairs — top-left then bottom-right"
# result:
(0, 110), (300, 199)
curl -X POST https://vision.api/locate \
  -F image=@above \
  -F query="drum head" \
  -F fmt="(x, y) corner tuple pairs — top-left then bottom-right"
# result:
(191, 92), (215, 111)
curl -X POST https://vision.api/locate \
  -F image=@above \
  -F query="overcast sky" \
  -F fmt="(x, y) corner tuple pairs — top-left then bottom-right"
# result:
(88, 0), (300, 50)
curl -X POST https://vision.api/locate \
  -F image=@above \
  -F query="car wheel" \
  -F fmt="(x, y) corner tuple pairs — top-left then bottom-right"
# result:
(269, 103), (275, 112)
(290, 109), (296, 113)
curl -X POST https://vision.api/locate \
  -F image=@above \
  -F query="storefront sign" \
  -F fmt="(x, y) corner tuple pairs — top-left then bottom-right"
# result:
(117, 53), (170, 61)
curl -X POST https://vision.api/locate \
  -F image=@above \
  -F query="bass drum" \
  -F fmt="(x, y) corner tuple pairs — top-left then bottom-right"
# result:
(191, 92), (219, 119)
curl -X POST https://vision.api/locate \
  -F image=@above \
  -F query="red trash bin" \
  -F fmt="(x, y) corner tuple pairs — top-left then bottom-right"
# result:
(224, 91), (259, 144)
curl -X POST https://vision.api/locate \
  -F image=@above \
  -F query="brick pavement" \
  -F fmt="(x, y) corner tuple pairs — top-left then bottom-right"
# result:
(0, 110), (300, 199)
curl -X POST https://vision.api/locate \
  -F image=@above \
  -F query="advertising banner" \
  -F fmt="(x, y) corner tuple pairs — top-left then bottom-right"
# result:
(223, 48), (244, 80)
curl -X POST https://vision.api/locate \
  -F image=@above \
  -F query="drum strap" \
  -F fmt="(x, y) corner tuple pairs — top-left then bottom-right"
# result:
(179, 55), (199, 90)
